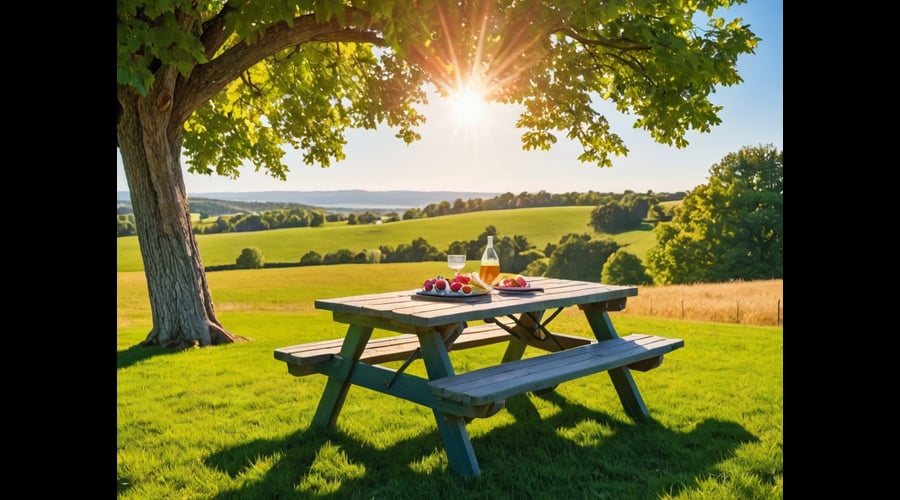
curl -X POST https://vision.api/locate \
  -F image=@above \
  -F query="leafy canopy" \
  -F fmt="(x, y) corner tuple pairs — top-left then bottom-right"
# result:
(117, 0), (759, 179)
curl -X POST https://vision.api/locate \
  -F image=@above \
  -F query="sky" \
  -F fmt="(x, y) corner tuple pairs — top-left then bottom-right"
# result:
(116, 0), (782, 196)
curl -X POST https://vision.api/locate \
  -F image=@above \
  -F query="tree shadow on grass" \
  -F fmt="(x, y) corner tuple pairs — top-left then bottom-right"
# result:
(501, 392), (763, 496)
(116, 344), (178, 370)
(117, 342), (238, 370)
(205, 393), (760, 499)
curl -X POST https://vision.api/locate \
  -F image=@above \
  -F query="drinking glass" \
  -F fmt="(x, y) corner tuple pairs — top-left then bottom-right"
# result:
(447, 254), (466, 276)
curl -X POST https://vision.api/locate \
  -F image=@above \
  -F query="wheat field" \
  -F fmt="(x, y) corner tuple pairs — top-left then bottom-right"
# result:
(621, 279), (783, 326)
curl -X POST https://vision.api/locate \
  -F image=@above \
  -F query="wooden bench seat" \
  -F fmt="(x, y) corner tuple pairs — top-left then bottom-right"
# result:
(274, 320), (597, 373)
(276, 322), (507, 369)
(428, 334), (684, 407)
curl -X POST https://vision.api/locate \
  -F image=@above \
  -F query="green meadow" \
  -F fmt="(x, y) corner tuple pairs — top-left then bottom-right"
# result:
(116, 206), (658, 272)
(117, 262), (783, 499)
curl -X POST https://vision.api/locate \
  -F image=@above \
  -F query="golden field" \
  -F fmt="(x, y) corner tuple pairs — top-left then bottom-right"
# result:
(621, 279), (783, 326)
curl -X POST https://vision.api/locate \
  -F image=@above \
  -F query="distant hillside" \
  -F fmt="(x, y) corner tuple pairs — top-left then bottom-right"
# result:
(117, 197), (324, 217)
(116, 190), (502, 210)
(193, 198), (324, 217)
(117, 206), (652, 272)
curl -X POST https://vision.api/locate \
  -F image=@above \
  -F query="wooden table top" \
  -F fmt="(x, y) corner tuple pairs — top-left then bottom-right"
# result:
(315, 277), (637, 328)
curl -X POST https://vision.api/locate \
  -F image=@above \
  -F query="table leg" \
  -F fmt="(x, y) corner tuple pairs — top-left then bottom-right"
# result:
(310, 324), (373, 429)
(433, 413), (480, 476)
(418, 324), (481, 477)
(583, 308), (650, 419)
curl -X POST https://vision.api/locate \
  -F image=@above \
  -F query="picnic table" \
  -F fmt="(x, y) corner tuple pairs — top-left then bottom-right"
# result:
(274, 277), (684, 477)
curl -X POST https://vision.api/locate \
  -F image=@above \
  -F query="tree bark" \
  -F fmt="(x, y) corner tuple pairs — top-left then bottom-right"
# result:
(117, 75), (249, 349)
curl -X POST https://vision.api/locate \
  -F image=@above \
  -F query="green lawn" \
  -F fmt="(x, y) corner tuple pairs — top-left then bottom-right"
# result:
(116, 206), (658, 272)
(117, 263), (783, 499)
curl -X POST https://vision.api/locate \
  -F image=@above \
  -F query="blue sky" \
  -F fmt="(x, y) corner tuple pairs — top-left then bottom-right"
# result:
(116, 0), (782, 195)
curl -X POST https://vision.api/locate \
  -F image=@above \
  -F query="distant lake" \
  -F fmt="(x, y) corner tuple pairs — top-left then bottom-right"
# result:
(313, 203), (415, 211)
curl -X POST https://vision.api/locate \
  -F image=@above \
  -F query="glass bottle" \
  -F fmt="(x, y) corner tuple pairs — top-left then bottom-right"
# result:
(479, 235), (501, 285)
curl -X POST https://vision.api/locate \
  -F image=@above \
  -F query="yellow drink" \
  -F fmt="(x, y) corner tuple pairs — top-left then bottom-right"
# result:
(478, 264), (500, 285)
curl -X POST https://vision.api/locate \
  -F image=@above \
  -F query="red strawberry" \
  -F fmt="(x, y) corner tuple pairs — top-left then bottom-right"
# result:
(423, 279), (436, 291)
(435, 279), (448, 290)
(461, 284), (473, 294)
(450, 281), (463, 293)
(515, 276), (528, 288)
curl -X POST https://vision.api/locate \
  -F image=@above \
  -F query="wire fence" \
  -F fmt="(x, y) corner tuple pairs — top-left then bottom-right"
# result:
(621, 296), (783, 326)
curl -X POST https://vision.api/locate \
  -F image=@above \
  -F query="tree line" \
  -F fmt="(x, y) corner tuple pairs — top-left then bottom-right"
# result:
(117, 189), (683, 237)
(217, 225), (647, 286)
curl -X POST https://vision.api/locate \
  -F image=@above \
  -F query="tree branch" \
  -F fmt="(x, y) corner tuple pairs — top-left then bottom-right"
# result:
(557, 26), (649, 52)
(171, 9), (385, 135)
(198, 3), (239, 61)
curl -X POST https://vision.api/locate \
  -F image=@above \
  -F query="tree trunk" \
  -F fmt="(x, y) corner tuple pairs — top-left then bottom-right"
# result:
(117, 78), (249, 349)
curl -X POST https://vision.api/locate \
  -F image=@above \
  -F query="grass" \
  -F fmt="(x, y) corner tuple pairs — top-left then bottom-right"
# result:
(116, 206), (658, 272)
(622, 280), (783, 326)
(117, 263), (783, 499)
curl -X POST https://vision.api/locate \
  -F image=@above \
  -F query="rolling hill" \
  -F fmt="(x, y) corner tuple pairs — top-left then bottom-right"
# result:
(116, 206), (658, 272)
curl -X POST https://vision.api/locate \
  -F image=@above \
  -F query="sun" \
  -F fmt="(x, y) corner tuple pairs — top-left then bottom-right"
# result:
(451, 86), (487, 125)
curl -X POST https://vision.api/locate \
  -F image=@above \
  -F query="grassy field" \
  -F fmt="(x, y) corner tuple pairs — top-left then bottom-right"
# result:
(117, 263), (783, 498)
(116, 206), (659, 272)
(623, 280), (783, 326)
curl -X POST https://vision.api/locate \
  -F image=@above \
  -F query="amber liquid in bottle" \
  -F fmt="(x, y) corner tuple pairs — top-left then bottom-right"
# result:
(478, 264), (500, 285)
(479, 235), (501, 285)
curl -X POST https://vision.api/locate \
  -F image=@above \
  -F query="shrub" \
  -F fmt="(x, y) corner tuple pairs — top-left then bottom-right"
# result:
(514, 248), (546, 274)
(365, 249), (382, 263)
(299, 251), (322, 266)
(601, 250), (653, 285)
(235, 247), (264, 269)
(524, 257), (549, 277)
(545, 235), (619, 281)
(117, 216), (137, 237)
(323, 249), (355, 265)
